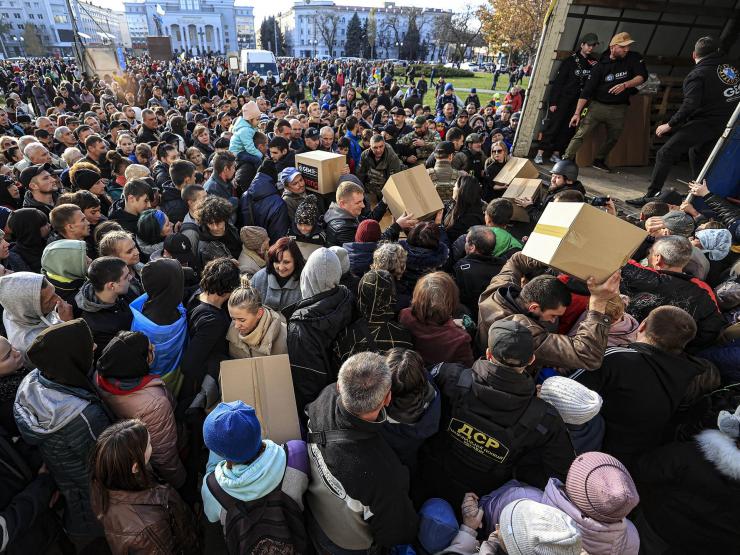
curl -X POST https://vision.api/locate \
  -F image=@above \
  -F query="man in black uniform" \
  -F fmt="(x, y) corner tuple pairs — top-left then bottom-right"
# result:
(413, 320), (574, 506)
(627, 36), (740, 206)
(563, 32), (648, 172)
(534, 33), (599, 165)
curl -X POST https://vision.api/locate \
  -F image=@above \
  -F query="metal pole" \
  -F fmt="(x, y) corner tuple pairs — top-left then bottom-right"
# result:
(64, 0), (87, 72)
(273, 15), (278, 56)
(685, 100), (740, 202)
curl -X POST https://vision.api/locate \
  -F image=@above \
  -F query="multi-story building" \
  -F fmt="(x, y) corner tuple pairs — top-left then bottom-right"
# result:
(278, 0), (449, 60)
(123, 0), (255, 54)
(0, 0), (127, 58)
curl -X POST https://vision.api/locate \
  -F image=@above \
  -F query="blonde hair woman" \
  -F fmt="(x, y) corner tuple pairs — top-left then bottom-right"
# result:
(226, 284), (288, 359)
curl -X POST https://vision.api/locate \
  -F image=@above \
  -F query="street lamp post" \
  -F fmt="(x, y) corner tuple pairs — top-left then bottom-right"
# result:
(312, 39), (318, 58)
(395, 40), (403, 59)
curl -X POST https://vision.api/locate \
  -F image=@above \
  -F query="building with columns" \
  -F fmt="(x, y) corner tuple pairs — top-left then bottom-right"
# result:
(278, 0), (449, 60)
(123, 0), (255, 54)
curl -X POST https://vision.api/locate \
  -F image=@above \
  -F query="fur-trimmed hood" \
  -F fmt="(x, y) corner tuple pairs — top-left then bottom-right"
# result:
(697, 429), (740, 481)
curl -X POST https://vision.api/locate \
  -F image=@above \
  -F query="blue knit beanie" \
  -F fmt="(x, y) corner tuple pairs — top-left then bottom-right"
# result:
(203, 401), (263, 463)
(418, 498), (458, 553)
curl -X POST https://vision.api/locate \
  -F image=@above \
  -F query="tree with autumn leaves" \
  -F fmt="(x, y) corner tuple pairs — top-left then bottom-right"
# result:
(478, 0), (550, 60)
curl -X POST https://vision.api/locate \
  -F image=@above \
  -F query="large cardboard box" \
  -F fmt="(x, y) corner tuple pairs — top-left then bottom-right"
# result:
(296, 241), (323, 261)
(494, 157), (540, 185)
(502, 178), (545, 222)
(295, 150), (346, 194)
(220, 354), (301, 444)
(522, 202), (647, 282)
(382, 164), (444, 220)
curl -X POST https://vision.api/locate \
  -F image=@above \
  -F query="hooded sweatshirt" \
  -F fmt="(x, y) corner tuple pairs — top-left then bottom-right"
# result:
(13, 319), (109, 537)
(0, 272), (63, 367)
(8, 207), (49, 273)
(75, 281), (135, 359)
(41, 239), (88, 306)
(300, 247), (342, 299)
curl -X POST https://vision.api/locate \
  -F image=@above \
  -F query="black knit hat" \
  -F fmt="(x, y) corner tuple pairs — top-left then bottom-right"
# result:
(295, 195), (319, 226)
(72, 167), (101, 191)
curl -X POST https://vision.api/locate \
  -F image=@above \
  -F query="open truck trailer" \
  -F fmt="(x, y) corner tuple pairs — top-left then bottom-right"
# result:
(514, 0), (740, 200)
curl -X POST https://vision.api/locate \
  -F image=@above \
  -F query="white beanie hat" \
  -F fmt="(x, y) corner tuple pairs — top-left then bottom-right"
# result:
(539, 376), (603, 425)
(500, 499), (582, 555)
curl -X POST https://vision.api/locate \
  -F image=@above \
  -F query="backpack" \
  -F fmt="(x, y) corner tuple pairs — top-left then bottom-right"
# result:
(205, 445), (309, 555)
(440, 366), (551, 476)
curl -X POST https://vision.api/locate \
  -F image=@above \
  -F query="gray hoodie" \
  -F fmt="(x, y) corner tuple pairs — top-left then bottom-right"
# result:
(300, 247), (342, 299)
(0, 272), (62, 366)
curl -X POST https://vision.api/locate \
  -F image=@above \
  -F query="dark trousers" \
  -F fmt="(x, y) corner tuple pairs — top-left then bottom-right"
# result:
(538, 96), (579, 153)
(646, 119), (724, 196)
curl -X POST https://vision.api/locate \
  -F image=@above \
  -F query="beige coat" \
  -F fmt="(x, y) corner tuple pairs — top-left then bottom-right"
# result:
(226, 306), (288, 359)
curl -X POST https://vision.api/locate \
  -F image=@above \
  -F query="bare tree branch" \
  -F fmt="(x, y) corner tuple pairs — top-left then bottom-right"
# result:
(316, 13), (341, 57)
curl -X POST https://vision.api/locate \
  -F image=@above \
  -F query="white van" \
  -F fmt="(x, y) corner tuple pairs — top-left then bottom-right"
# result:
(239, 49), (278, 80)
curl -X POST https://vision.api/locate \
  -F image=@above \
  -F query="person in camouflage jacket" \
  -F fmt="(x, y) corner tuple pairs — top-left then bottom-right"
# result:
(398, 117), (440, 166)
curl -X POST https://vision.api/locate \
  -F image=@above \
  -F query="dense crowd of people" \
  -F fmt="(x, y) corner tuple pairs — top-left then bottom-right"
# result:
(0, 34), (738, 555)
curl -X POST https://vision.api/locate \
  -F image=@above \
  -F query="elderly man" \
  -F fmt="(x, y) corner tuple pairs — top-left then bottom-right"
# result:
(305, 352), (419, 553)
(319, 126), (336, 152)
(17, 142), (65, 174)
(53, 126), (78, 155)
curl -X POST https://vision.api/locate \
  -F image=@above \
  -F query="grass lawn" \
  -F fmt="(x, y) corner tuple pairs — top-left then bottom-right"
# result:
(412, 72), (530, 108)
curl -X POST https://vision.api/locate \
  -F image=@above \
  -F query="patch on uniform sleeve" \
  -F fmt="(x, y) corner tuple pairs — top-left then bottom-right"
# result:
(448, 418), (510, 463)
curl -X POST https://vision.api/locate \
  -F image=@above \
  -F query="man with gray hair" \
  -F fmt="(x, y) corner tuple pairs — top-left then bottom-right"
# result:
(53, 126), (78, 155)
(621, 235), (724, 351)
(305, 352), (418, 554)
(319, 125), (336, 152)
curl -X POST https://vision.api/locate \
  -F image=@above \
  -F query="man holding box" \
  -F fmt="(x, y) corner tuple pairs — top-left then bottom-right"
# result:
(477, 252), (620, 372)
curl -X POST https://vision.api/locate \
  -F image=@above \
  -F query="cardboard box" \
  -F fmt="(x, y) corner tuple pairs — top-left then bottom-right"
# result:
(296, 241), (323, 261)
(494, 157), (540, 185)
(502, 178), (545, 222)
(382, 164), (444, 220)
(522, 202), (647, 282)
(220, 354), (301, 444)
(295, 150), (347, 194)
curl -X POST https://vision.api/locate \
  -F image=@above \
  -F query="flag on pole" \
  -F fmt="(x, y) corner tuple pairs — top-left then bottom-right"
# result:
(156, 4), (166, 16)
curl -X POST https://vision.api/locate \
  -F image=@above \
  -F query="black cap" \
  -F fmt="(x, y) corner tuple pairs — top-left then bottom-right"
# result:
(270, 103), (287, 113)
(19, 163), (53, 188)
(163, 233), (196, 268)
(304, 127), (319, 139)
(16, 114), (32, 124)
(109, 120), (130, 130)
(488, 320), (534, 367)
(390, 106), (403, 115)
(434, 141), (454, 156)
(414, 115), (427, 127)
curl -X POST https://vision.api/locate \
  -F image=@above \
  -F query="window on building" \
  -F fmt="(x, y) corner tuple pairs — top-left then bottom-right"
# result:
(54, 14), (67, 23)
(13, 12), (20, 18)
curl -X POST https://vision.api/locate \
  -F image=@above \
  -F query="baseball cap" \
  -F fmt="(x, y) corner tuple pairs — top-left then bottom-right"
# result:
(304, 127), (320, 140)
(434, 141), (454, 156)
(444, 83), (454, 91)
(163, 233), (196, 268)
(488, 320), (534, 367)
(390, 106), (403, 115)
(580, 33), (599, 46)
(19, 163), (53, 188)
(610, 32), (635, 47)
(414, 115), (427, 127)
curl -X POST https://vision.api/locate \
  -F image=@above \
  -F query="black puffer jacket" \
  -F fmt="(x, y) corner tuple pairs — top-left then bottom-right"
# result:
(399, 239), (449, 293)
(620, 260), (725, 352)
(702, 192), (740, 242)
(159, 184), (188, 224)
(287, 285), (354, 415)
(152, 162), (171, 189)
(634, 429), (740, 553)
(74, 281), (136, 360)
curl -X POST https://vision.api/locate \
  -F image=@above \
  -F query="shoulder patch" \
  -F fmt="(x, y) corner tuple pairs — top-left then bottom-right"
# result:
(448, 417), (510, 463)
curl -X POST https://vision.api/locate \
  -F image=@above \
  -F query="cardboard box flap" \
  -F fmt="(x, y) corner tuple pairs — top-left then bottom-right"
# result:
(522, 203), (647, 282)
(220, 354), (301, 444)
(493, 157), (540, 185)
(502, 178), (544, 200)
(502, 178), (544, 223)
(382, 164), (444, 220)
(296, 241), (323, 260)
(296, 150), (344, 162)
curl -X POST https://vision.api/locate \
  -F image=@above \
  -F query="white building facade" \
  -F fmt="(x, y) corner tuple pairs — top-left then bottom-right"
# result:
(278, 0), (448, 61)
(0, 0), (127, 58)
(123, 0), (255, 54)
